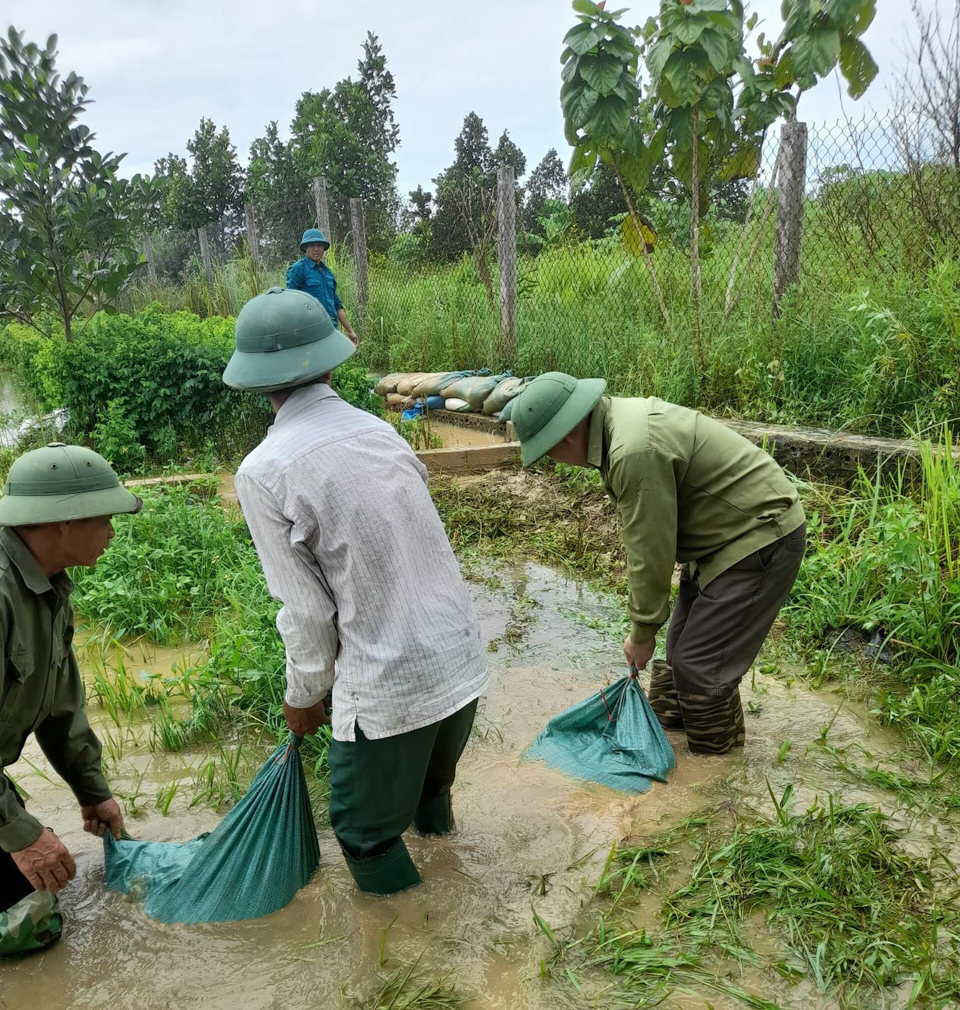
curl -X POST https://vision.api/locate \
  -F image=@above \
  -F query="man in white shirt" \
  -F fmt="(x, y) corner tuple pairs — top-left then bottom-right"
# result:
(223, 287), (488, 895)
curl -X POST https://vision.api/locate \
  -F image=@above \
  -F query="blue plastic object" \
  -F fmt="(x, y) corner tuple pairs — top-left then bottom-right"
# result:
(425, 395), (446, 410)
(526, 668), (675, 793)
(401, 404), (425, 421)
(104, 735), (319, 923)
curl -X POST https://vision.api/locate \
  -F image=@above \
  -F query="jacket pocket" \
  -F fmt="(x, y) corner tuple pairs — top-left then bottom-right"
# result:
(0, 650), (33, 726)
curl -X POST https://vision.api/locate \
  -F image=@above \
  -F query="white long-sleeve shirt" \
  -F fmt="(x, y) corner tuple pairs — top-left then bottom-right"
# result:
(233, 383), (488, 742)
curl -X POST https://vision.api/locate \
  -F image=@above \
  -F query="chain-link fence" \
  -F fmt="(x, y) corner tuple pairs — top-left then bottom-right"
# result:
(125, 113), (960, 399)
(355, 115), (957, 391)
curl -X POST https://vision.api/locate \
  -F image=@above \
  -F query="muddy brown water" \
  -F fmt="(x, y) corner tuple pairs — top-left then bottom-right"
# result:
(2, 563), (957, 1009)
(428, 421), (508, 450)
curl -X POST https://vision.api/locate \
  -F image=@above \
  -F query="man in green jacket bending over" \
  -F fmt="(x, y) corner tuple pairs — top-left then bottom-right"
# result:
(512, 373), (806, 755)
(0, 444), (141, 954)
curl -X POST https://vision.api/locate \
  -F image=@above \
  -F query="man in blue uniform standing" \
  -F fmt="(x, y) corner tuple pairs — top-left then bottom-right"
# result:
(286, 229), (359, 346)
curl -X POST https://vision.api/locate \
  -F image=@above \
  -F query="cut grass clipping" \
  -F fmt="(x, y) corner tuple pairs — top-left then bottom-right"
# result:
(540, 788), (960, 1008)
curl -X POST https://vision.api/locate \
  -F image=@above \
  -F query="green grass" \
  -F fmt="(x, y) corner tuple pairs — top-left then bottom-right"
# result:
(541, 796), (960, 1008)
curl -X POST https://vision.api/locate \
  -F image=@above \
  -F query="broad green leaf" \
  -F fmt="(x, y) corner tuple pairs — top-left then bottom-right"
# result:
(662, 49), (710, 106)
(564, 23), (607, 56)
(774, 49), (795, 88)
(622, 212), (658, 256)
(698, 27), (733, 72)
(572, 0), (599, 14)
(717, 142), (761, 181)
(579, 52), (625, 94)
(645, 37), (673, 80)
(622, 120), (646, 158)
(670, 14), (711, 46)
(567, 85), (601, 125)
(782, 0), (812, 40)
(696, 0), (732, 11)
(561, 55), (581, 83)
(568, 142), (598, 176)
(791, 28), (841, 82)
(825, 0), (876, 34)
(838, 35), (878, 99)
(584, 94), (632, 140)
(24, 132), (39, 152)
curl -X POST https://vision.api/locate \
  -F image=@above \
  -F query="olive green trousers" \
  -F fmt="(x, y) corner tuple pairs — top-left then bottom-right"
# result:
(328, 699), (478, 895)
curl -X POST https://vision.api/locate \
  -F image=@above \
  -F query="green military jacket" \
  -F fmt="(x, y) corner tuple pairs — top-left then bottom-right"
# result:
(0, 528), (110, 853)
(587, 396), (806, 646)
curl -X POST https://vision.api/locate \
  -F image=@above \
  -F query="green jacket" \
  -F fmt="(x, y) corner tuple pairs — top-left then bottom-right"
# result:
(587, 396), (805, 645)
(0, 528), (110, 853)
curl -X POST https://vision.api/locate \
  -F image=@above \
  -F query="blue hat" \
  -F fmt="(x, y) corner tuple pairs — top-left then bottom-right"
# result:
(299, 228), (330, 251)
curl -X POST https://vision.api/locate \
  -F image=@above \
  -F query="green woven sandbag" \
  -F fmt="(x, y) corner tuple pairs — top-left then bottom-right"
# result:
(440, 372), (510, 410)
(373, 372), (406, 395)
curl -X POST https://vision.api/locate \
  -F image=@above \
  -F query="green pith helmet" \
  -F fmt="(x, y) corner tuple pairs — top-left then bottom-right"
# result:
(512, 372), (607, 467)
(299, 228), (330, 251)
(222, 287), (356, 393)
(0, 444), (142, 527)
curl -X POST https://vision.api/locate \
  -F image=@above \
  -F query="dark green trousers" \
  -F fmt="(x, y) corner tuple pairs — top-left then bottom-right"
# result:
(328, 699), (478, 895)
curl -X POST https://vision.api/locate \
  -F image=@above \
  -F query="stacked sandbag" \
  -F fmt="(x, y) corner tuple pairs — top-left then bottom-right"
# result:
(410, 370), (476, 398)
(443, 398), (472, 413)
(373, 373), (406, 396)
(498, 376), (536, 420)
(386, 392), (407, 407)
(482, 375), (533, 415)
(395, 372), (438, 396)
(441, 372), (511, 412)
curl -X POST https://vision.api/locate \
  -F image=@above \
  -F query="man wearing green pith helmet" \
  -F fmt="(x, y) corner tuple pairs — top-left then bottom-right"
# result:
(224, 287), (487, 896)
(286, 228), (359, 345)
(0, 444), (141, 955)
(511, 373), (806, 756)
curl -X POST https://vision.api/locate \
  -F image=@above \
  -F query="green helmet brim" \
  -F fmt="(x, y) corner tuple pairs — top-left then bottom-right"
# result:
(222, 329), (358, 393)
(0, 483), (142, 527)
(519, 378), (606, 467)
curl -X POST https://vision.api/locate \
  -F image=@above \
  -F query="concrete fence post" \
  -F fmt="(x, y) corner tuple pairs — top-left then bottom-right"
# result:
(773, 120), (808, 320)
(142, 234), (157, 285)
(349, 197), (368, 323)
(244, 203), (260, 269)
(313, 176), (332, 242)
(197, 225), (215, 290)
(497, 165), (518, 366)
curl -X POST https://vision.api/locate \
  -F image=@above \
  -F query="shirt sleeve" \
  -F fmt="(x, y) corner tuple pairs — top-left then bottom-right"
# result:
(0, 774), (42, 853)
(331, 275), (343, 313)
(235, 473), (338, 708)
(33, 635), (112, 810)
(608, 449), (678, 644)
(286, 260), (304, 290)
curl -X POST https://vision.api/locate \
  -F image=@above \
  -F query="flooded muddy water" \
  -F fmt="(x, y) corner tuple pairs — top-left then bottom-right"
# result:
(2, 563), (956, 1009)
(428, 421), (508, 450)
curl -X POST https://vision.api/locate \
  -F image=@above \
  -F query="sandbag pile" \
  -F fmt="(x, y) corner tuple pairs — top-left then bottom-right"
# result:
(374, 370), (536, 421)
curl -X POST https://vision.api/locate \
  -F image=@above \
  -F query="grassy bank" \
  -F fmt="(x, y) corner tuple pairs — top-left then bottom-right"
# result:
(116, 241), (960, 440)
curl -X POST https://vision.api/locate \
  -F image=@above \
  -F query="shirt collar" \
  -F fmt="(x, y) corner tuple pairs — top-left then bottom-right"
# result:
(272, 382), (340, 428)
(586, 396), (610, 469)
(1, 527), (72, 597)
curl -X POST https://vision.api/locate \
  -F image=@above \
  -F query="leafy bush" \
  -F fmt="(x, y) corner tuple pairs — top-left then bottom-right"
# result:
(92, 398), (146, 474)
(331, 355), (383, 416)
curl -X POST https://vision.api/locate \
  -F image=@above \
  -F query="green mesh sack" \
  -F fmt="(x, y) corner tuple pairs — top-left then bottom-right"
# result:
(526, 669), (675, 793)
(104, 735), (319, 924)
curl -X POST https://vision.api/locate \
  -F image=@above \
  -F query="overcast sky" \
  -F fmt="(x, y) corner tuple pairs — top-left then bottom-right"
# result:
(4, 1), (936, 197)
